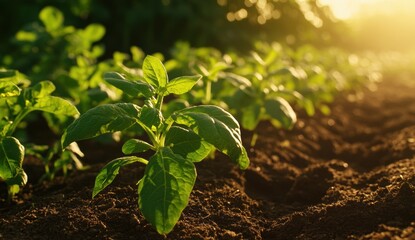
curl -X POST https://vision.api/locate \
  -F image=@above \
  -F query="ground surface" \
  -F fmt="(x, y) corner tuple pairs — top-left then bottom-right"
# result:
(1, 77), (415, 239)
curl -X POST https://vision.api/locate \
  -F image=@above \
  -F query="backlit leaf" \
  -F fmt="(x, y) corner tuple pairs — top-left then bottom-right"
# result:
(172, 105), (249, 169)
(31, 96), (79, 117)
(39, 6), (63, 32)
(164, 75), (201, 95)
(104, 72), (154, 98)
(241, 103), (261, 131)
(83, 24), (105, 42)
(26, 81), (55, 99)
(264, 97), (297, 129)
(142, 55), (168, 88)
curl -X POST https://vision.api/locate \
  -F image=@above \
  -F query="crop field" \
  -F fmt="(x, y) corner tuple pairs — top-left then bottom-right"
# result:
(1, 1), (415, 239)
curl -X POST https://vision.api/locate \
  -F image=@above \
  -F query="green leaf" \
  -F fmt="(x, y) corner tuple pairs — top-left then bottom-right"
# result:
(222, 72), (252, 88)
(139, 106), (162, 129)
(122, 139), (153, 155)
(172, 105), (249, 169)
(241, 103), (261, 131)
(0, 70), (20, 98)
(0, 69), (17, 79)
(104, 72), (154, 98)
(165, 126), (213, 162)
(83, 24), (105, 42)
(142, 55), (168, 88)
(92, 156), (147, 198)
(62, 103), (140, 148)
(138, 148), (196, 234)
(0, 84), (20, 98)
(319, 104), (331, 116)
(30, 96), (79, 117)
(5, 167), (28, 187)
(302, 98), (315, 116)
(209, 62), (230, 76)
(264, 97), (297, 129)
(0, 119), (13, 137)
(164, 75), (201, 96)
(39, 6), (64, 32)
(0, 137), (26, 186)
(27, 81), (55, 99)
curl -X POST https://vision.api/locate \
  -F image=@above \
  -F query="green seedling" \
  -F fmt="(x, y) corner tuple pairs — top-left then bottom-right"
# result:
(62, 55), (249, 234)
(224, 51), (297, 146)
(0, 69), (79, 201)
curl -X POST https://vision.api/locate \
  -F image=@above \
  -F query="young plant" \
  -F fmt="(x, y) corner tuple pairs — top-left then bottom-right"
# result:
(62, 55), (249, 234)
(0, 69), (79, 200)
(222, 51), (297, 146)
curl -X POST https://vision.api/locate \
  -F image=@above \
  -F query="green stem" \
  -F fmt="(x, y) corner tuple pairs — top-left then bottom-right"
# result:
(7, 109), (31, 136)
(155, 93), (164, 112)
(250, 132), (258, 147)
(136, 121), (159, 148)
(158, 119), (174, 148)
(205, 80), (212, 104)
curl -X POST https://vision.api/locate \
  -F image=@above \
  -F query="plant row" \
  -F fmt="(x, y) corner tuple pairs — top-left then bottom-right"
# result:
(1, 6), (382, 235)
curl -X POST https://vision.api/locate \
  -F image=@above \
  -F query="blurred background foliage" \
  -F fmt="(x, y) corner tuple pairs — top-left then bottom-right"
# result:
(0, 0), (347, 58)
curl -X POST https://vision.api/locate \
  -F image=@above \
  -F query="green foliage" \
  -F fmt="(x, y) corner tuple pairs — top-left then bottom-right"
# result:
(62, 55), (249, 234)
(2, 6), (111, 116)
(166, 42), (381, 137)
(0, 69), (79, 200)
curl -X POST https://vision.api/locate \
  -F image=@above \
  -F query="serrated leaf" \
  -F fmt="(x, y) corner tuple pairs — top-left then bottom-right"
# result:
(31, 96), (79, 117)
(39, 6), (63, 32)
(138, 148), (196, 234)
(172, 105), (249, 169)
(0, 137), (25, 186)
(264, 97), (297, 129)
(164, 75), (201, 96)
(92, 156), (147, 198)
(142, 55), (168, 88)
(165, 126), (212, 162)
(122, 139), (153, 154)
(62, 103), (140, 148)
(104, 72), (154, 98)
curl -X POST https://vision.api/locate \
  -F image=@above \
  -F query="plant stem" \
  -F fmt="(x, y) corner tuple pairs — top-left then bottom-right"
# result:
(250, 132), (258, 147)
(205, 80), (212, 104)
(155, 93), (164, 112)
(7, 109), (31, 136)
(158, 120), (174, 148)
(136, 121), (159, 148)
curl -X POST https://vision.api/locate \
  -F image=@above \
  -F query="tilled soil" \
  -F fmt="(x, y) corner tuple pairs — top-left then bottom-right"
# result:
(1, 77), (415, 239)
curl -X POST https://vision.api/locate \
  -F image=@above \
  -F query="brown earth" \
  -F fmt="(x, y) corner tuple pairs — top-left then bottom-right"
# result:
(1, 77), (415, 239)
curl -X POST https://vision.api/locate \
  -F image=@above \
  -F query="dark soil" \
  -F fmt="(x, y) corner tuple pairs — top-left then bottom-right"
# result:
(1, 77), (415, 239)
